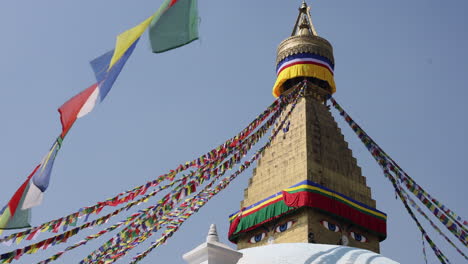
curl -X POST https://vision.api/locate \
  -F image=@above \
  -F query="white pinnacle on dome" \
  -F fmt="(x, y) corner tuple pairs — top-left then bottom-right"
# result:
(183, 224), (243, 264)
(206, 224), (219, 242)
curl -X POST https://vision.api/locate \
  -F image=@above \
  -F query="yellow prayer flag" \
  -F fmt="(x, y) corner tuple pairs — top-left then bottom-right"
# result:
(0, 208), (11, 230)
(109, 15), (154, 69)
(31, 246), (40, 253)
(15, 234), (25, 245)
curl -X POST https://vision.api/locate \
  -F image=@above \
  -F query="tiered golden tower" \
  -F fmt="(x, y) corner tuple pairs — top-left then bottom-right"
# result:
(228, 2), (386, 253)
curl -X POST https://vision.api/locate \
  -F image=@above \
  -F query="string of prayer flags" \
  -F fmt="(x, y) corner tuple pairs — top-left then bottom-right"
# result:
(120, 85), (305, 264)
(391, 161), (467, 246)
(330, 98), (467, 238)
(422, 233), (428, 264)
(0, 86), (297, 263)
(390, 166), (468, 234)
(362, 129), (467, 233)
(2, 195), (152, 264)
(330, 97), (465, 263)
(381, 169), (450, 264)
(2, 0), (201, 234)
(80, 85), (304, 264)
(0, 183), (149, 244)
(6, 183), (169, 263)
(129, 85), (306, 264)
(79, 98), (291, 263)
(100, 107), (296, 263)
(0, 95), (281, 246)
(1, 31), (136, 234)
(348, 124), (451, 262)
(364, 136), (451, 263)
(330, 98), (468, 234)
(404, 192), (468, 260)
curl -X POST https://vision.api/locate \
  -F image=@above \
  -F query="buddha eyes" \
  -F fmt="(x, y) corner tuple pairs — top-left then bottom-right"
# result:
(275, 220), (295, 233)
(249, 232), (267, 243)
(321, 220), (340, 232)
(318, 220), (368, 242)
(248, 220), (296, 243)
(350, 231), (368, 242)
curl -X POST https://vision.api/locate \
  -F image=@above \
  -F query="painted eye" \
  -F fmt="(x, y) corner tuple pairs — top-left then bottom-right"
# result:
(350, 232), (367, 242)
(249, 232), (267, 244)
(275, 220), (295, 233)
(321, 220), (340, 232)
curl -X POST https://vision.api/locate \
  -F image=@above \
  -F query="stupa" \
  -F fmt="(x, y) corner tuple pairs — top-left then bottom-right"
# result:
(184, 2), (399, 264)
(228, 1), (387, 254)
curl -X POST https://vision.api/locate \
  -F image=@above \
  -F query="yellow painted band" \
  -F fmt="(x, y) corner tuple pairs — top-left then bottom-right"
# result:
(229, 195), (284, 221)
(272, 63), (336, 97)
(230, 184), (386, 221)
(284, 184), (387, 219)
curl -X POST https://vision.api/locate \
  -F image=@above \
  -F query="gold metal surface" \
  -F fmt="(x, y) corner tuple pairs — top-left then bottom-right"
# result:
(276, 1), (334, 65)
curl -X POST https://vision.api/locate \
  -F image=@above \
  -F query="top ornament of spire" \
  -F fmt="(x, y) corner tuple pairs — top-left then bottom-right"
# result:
(272, 1), (336, 98)
(291, 1), (318, 37)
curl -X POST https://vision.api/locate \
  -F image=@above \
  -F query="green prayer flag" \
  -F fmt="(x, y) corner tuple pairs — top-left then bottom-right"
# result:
(149, 0), (199, 53)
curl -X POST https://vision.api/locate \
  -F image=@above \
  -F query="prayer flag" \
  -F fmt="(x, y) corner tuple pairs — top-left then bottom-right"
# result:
(22, 140), (61, 210)
(149, 0), (199, 53)
(109, 17), (151, 69)
(90, 39), (139, 100)
(1, 139), (59, 229)
(58, 39), (138, 138)
(0, 166), (39, 231)
(58, 84), (99, 138)
(1, 0), (196, 232)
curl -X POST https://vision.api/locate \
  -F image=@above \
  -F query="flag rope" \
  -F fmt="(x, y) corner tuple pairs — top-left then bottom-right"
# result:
(404, 192), (468, 260)
(381, 169), (450, 264)
(67, 95), (285, 263)
(330, 98), (467, 243)
(0, 97), (287, 263)
(126, 84), (306, 264)
(330, 97), (467, 263)
(330, 98), (467, 234)
(0, 93), (281, 246)
(3, 80), (464, 264)
(0, 83), (303, 263)
(80, 84), (304, 264)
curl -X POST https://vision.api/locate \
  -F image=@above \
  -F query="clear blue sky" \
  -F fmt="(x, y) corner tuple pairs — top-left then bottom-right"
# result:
(0, 0), (467, 263)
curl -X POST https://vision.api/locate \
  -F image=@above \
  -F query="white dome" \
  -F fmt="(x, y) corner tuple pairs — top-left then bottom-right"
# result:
(237, 243), (399, 264)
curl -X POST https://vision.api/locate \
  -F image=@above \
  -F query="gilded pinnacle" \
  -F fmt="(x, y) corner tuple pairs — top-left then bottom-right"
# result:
(291, 1), (317, 36)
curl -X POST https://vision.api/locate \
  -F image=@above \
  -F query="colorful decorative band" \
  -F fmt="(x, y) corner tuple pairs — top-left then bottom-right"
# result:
(228, 180), (387, 242)
(276, 53), (334, 76)
(284, 182), (387, 220)
(272, 53), (336, 97)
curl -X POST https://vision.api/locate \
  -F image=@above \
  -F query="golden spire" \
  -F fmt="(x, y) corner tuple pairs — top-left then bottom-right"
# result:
(272, 1), (336, 97)
(276, 1), (333, 65)
(291, 1), (318, 36)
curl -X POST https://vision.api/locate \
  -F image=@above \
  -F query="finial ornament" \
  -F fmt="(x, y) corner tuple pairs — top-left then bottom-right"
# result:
(291, 1), (318, 36)
(206, 224), (220, 242)
(272, 2), (336, 98)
